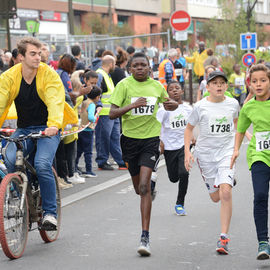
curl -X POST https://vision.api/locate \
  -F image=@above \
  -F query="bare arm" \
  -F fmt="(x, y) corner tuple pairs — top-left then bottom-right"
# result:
(184, 123), (195, 171)
(109, 97), (147, 120)
(230, 132), (245, 169)
(163, 97), (178, 111)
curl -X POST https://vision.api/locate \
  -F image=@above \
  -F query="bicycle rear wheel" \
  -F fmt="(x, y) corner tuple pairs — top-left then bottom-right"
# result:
(39, 167), (61, 242)
(0, 174), (29, 259)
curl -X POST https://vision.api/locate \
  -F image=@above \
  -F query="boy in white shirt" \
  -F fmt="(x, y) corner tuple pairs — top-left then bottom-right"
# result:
(184, 71), (240, 255)
(157, 80), (193, 215)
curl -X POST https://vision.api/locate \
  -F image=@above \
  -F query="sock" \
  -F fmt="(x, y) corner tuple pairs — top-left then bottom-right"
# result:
(141, 230), (149, 238)
(220, 233), (228, 239)
(151, 180), (156, 191)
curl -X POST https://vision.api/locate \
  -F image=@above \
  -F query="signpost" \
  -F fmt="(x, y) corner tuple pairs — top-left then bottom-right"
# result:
(170, 10), (191, 32)
(240, 32), (257, 51)
(242, 53), (256, 67)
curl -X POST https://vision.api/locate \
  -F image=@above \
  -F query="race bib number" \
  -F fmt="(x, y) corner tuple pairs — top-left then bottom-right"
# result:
(235, 77), (245, 86)
(256, 131), (270, 151)
(169, 114), (187, 129)
(175, 69), (183, 76)
(131, 97), (157, 116)
(153, 71), (159, 79)
(208, 115), (233, 135)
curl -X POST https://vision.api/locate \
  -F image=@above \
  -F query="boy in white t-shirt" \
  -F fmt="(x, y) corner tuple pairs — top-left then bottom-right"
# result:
(184, 70), (240, 255)
(157, 80), (193, 215)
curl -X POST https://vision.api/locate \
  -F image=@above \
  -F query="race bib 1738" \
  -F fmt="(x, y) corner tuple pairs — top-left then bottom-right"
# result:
(208, 115), (233, 135)
(256, 131), (270, 151)
(131, 97), (157, 116)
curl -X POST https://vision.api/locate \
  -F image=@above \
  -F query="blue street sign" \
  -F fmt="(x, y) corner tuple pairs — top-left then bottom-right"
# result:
(240, 33), (257, 50)
(242, 53), (256, 67)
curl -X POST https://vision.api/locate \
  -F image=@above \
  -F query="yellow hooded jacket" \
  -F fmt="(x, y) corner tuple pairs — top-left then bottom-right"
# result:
(0, 62), (78, 129)
(185, 50), (208, 77)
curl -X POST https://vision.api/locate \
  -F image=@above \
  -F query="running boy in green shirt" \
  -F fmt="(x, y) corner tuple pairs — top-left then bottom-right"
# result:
(231, 64), (270, 260)
(109, 52), (177, 256)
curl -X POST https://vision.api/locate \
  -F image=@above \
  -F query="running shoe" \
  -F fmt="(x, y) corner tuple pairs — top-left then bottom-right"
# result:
(57, 176), (73, 189)
(118, 164), (128, 170)
(257, 241), (270, 260)
(68, 174), (85, 184)
(81, 171), (97, 178)
(41, 214), (57, 231)
(98, 163), (114, 170)
(175, 204), (186, 216)
(216, 236), (230, 254)
(137, 236), (151, 256)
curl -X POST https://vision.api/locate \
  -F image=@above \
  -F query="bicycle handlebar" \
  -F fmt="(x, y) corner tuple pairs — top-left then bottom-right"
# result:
(0, 131), (47, 142)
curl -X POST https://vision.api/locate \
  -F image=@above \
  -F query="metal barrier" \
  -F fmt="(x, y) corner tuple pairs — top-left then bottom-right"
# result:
(2, 30), (171, 66)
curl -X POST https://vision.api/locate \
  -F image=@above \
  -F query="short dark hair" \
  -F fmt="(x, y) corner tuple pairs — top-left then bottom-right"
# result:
(167, 80), (181, 90)
(84, 70), (98, 81)
(130, 52), (149, 66)
(71, 45), (81, 57)
(126, 46), (135, 55)
(58, 54), (76, 74)
(87, 85), (102, 99)
(95, 48), (105, 58)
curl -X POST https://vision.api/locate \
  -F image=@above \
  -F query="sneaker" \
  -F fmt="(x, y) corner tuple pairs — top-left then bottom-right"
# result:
(82, 172), (97, 178)
(175, 204), (186, 216)
(257, 241), (270, 260)
(137, 236), (151, 256)
(68, 175), (85, 184)
(57, 177), (73, 189)
(216, 236), (230, 255)
(118, 164), (128, 170)
(41, 214), (57, 231)
(98, 163), (114, 170)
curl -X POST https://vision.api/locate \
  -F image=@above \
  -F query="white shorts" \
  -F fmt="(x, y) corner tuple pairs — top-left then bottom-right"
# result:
(197, 157), (235, 193)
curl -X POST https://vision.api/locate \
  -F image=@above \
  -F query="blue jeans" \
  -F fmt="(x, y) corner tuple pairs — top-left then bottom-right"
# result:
(4, 126), (60, 217)
(76, 130), (94, 173)
(95, 116), (124, 167)
(251, 161), (270, 242)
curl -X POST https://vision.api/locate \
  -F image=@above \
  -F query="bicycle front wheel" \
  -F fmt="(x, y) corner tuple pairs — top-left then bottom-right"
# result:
(0, 174), (29, 259)
(39, 167), (61, 242)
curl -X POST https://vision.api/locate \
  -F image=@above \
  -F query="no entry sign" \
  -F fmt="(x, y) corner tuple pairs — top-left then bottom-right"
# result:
(170, 10), (191, 32)
(242, 53), (256, 67)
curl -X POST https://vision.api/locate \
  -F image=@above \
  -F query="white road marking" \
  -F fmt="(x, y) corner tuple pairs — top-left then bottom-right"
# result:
(62, 160), (165, 207)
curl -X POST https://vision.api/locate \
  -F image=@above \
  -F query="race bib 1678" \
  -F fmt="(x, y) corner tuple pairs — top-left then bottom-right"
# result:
(131, 97), (157, 116)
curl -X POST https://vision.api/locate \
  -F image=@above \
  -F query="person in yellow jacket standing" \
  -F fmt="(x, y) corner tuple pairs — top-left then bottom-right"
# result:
(95, 55), (127, 170)
(158, 48), (177, 90)
(185, 41), (208, 84)
(0, 37), (77, 230)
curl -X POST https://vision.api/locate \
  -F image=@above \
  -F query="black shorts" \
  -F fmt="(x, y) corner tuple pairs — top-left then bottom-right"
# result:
(164, 146), (189, 183)
(120, 135), (160, 176)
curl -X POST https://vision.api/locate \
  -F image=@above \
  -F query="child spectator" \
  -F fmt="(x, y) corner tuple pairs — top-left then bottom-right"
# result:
(76, 86), (102, 177)
(229, 64), (247, 106)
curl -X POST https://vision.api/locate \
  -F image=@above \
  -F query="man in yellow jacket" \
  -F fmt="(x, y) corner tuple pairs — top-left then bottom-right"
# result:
(0, 37), (76, 230)
(185, 41), (208, 84)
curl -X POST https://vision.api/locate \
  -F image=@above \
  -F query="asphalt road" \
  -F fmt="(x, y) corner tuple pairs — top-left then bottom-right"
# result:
(1, 140), (270, 270)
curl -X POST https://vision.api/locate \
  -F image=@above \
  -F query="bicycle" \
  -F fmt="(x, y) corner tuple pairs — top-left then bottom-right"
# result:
(0, 131), (61, 259)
